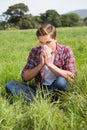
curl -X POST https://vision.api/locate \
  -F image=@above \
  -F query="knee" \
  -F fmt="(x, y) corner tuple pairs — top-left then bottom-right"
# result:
(5, 80), (19, 95)
(54, 77), (69, 91)
(5, 81), (14, 93)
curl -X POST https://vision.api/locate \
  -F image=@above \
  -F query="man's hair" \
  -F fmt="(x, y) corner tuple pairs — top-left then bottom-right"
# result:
(36, 24), (56, 38)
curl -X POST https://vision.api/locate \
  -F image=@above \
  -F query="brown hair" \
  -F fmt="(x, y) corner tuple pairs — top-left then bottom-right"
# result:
(36, 24), (56, 38)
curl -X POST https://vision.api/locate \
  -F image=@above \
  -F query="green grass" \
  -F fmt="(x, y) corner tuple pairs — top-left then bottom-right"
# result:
(0, 27), (87, 130)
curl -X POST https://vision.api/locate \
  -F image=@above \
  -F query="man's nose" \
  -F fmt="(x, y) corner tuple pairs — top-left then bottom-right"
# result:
(41, 44), (46, 48)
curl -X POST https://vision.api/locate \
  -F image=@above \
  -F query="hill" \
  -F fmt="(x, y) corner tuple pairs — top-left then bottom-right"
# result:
(66, 9), (87, 19)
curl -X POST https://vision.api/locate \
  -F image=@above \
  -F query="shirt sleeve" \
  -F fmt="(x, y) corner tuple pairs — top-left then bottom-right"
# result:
(21, 48), (35, 81)
(64, 47), (77, 75)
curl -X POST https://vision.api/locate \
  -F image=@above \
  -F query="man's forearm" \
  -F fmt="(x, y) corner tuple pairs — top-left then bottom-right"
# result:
(47, 63), (74, 82)
(23, 64), (43, 81)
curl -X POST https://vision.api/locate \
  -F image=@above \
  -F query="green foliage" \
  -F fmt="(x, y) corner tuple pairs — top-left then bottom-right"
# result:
(61, 13), (80, 27)
(83, 17), (87, 26)
(19, 15), (41, 29)
(61, 14), (71, 27)
(4, 3), (29, 26)
(1, 3), (83, 29)
(68, 13), (80, 26)
(0, 23), (4, 30)
(40, 10), (61, 27)
(4, 3), (29, 16)
(0, 27), (87, 130)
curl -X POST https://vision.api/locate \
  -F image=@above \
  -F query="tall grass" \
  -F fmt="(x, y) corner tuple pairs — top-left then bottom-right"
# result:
(0, 27), (87, 130)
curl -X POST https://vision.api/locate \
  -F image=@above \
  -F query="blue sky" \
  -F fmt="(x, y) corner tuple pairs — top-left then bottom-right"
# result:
(0, 0), (87, 15)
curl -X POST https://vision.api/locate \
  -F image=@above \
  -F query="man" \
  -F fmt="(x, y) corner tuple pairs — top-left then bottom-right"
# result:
(6, 24), (77, 102)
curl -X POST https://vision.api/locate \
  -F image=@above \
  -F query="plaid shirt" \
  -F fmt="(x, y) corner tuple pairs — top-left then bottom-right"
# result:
(22, 44), (77, 85)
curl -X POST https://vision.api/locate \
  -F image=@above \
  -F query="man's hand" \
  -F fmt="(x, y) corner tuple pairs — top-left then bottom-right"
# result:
(42, 45), (52, 66)
(40, 50), (45, 67)
(67, 71), (75, 82)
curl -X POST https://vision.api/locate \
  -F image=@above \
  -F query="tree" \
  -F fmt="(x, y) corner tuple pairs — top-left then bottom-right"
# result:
(34, 16), (42, 28)
(40, 10), (61, 27)
(61, 15), (71, 27)
(4, 3), (29, 26)
(18, 14), (35, 29)
(68, 13), (80, 26)
(0, 14), (8, 30)
(18, 14), (41, 29)
(83, 17), (87, 26)
(61, 13), (80, 27)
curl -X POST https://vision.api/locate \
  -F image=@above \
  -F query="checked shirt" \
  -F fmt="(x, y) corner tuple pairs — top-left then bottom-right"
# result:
(22, 44), (77, 85)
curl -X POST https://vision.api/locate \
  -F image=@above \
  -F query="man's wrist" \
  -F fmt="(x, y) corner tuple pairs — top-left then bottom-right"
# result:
(39, 63), (44, 69)
(46, 63), (53, 68)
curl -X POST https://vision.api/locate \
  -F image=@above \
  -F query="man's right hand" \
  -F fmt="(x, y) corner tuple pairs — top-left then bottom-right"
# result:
(40, 51), (45, 67)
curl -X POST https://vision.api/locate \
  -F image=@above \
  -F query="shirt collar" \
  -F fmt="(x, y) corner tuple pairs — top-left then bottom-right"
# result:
(55, 44), (63, 55)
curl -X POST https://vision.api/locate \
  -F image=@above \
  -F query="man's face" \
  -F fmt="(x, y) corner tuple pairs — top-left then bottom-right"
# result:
(38, 34), (56, 53)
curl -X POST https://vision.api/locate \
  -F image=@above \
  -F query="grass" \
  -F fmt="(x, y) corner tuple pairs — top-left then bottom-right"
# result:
(0, 27), (87, 130)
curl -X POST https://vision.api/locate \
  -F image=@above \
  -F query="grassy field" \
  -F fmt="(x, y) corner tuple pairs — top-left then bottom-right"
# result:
(0, 27), (87, 130)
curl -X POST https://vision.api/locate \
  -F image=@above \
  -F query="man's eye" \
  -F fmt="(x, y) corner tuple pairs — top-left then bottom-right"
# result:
(40, 42), (43, 44)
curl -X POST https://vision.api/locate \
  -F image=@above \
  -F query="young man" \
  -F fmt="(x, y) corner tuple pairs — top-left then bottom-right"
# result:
(6, 24), (77, 102)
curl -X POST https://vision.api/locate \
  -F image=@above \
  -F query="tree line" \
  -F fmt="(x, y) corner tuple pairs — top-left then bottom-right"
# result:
(0, 3), (87, 30)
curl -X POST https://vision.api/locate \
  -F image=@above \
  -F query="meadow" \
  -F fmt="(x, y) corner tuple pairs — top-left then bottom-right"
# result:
(0, 27), (87, 130)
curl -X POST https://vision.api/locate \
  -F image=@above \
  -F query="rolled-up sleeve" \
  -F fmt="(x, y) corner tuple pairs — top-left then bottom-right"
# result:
(64, 47), (77, 75)
(21, 49), (35, 82)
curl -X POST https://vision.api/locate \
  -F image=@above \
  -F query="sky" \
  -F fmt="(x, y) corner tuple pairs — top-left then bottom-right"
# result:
(0, 0), (87, 16)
